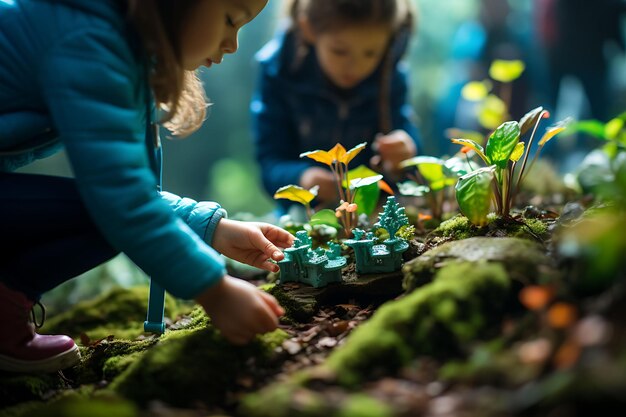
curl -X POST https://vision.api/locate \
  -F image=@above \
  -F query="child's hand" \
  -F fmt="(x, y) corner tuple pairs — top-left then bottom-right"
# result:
(212, 219), (294, 272)
(300, 167), (338, 207)
(370, 129), (417, 176)
(196, 276), (284, 345)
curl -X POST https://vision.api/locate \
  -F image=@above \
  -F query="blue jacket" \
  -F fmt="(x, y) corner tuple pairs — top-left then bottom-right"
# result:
(251, 28), (420, 199)
(0, 0), (225, 299)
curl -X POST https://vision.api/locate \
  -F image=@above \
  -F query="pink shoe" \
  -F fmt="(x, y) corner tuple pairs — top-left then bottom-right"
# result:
(0, 282), (80, 373)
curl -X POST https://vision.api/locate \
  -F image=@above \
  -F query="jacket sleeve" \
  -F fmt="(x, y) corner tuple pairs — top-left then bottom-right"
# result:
(390, 61), (422, 152)
(160, 191), (226, 247)
(39, 27), (225, 300)
(250, 64), (313, 196)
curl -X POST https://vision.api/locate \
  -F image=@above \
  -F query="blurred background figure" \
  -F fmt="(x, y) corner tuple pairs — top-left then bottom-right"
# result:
(433, 0), (539, 156)
(534, 0), (626, 172)
(536, 0), (626, 121)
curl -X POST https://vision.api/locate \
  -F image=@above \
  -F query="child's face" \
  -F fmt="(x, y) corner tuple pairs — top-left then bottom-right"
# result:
(312, 24), (392, 89)
(181, 0), (267, 70)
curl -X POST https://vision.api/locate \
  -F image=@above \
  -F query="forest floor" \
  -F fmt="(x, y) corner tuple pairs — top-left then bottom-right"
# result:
(1, 193), (626, 417)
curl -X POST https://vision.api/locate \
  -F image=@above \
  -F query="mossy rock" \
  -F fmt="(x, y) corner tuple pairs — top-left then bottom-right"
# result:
(402, 236), (554, 292)
(42, 286), (186, 342)
(110, 325), (288, 407)
(240, 261), (510, 416)
(325, 261), (510, 386)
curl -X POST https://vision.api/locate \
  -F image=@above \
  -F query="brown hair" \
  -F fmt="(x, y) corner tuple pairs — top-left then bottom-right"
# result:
(287, 0), (416, 133)
(127, 0), (207, 137)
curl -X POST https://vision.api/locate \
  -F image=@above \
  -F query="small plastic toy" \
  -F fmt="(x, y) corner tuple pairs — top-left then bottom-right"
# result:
(278, 230), (347, 288)
(345, 196), (409, 274)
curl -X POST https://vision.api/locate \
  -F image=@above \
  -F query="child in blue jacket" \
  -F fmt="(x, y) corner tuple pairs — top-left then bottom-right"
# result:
(0, 0), (293, 373)
(251, 0), (421, 210)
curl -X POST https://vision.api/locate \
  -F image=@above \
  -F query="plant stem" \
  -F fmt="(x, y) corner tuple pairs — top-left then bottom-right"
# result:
(501, 167), (510, 217)
(515, 110), (548, 198)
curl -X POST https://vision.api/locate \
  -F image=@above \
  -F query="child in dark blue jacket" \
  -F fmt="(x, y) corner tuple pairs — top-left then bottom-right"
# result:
(251, 0), (421, 210)
(0, 0), (293, 373)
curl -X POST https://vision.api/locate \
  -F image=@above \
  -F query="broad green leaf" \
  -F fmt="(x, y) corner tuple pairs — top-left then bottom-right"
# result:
(518, 106), (546, 136)
(486, 121), (521, 168)
(353, 182), (379, 216)
(273, 184), (316, 205)
(510, 142), (525, 162)
(344, 165), (379, 188)
(346, 165), (384, 216)
(309, 209), (342, 229)
(451, 138), (488, 163)
(350, 175), (384, 216)
(478, 95), (507, 130)
(349, 175), (384, 189)
(489, 59), (525, 83)
(455, 166), (496, 226)
(444, 156), (471, 177)
(418, 162), (445, 185)
(397, 181), (430, 197)
(399, 155), (444, 169)
(565, 119), (606, 139)
(399, 156), (446, 184)
(430, 177), (458, 191)
(461, 80), (491, 101)
(605, 117), (624, 140)
(538, 118), (571, 146)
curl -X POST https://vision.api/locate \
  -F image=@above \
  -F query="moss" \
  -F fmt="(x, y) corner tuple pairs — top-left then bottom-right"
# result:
(513, 217), (548, 238)
(0, 400), (44, 417)
(102, 352), (143, 380)
(403, 237), (553, 293)
(0, 373), (66, 409)
(65, 337), (157, 385)
(432, 215), (476, 240)
(337, 394), (393, 417)
(42, 286), (185, 342)
(439, 340), (541, 387)
(267, 284), (316, 323)
(326, 261), (510, 387)
(19, 391), (137, 417)
(242, 378), (393, 417)
(110, 326), (288, 407)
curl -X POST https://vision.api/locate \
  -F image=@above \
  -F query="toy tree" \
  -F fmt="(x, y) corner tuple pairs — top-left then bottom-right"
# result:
(374, 196), (408, 241)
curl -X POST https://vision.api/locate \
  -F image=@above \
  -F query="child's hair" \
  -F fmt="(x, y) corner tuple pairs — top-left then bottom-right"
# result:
(287, 0), (417, 133)
(127, 0), (207, 137)
(288, 0), (414, 34)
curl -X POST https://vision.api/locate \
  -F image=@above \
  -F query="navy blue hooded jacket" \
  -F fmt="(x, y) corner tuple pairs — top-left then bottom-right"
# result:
(251, 27), (421, 200)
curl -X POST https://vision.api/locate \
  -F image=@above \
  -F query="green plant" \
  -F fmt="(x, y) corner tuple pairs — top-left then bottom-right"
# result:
(295, 143), (391, 238)
(564, 111), (626, 206)
(397, 155), (469, 220)
(451, 107), (568, 225)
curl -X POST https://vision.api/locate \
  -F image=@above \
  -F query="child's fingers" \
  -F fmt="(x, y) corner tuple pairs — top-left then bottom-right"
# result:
(259, 259), (280, 273)
(254, 296), (280, 332)
(259, 291), (285, 317)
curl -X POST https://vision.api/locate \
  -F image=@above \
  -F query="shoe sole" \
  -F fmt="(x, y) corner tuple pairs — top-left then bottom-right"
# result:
(0, 344), (81, 373)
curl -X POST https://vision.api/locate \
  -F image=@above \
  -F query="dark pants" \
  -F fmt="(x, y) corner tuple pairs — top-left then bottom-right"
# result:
(0, 172), (119, 300)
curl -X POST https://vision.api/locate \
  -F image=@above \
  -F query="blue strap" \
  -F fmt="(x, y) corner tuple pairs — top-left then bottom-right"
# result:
(143, 73), (166, 334)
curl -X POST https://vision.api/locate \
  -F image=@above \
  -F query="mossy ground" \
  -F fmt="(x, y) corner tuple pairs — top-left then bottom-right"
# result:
(2, 205), (625, 417)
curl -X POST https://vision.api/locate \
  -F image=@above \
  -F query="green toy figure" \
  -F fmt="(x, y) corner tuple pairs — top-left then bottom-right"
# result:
(278, 231), (347, 288)
(346, 196), (409, 274)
